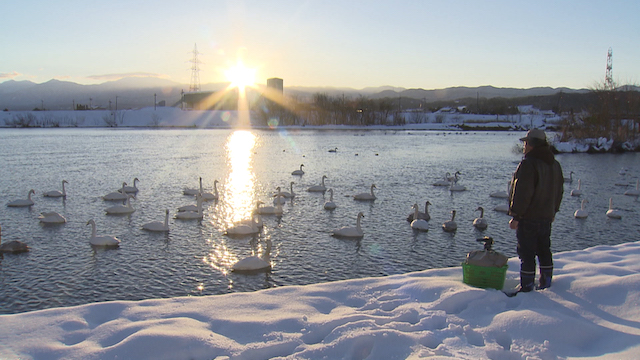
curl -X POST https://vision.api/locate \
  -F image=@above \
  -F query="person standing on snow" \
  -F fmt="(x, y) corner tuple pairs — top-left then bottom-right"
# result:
(508, 128), (564, 292)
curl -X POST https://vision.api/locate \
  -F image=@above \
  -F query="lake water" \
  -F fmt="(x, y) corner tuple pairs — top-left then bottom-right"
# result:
(1, 128), (638, 314)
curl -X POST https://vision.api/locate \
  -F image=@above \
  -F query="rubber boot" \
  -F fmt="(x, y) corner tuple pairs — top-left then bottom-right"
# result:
(538, 267), (553, 290)
(519, 272), (535, 292)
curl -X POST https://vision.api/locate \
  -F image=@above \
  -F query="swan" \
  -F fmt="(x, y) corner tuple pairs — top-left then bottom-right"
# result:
(472, 207), (488, 230)
(105, 195), (135, 215)
(619, 167), (628, 176)
(200, 179), (219, 201)
(103, 182), (129, 201)
(332, 212), (365, 238)
(564, 171), (574, 183)
(407, 201), (430, 222)
(273, 187), (288, 205)
(449, 179), (466, 192)
(175, 194), (204, 220)
(490, 183), (509, 198)
(307, 175), (328, 192)
(433, 172), (452, 186)
(410, 204), (429, 231)
(494, 203), (509, 213)
(354, 184), (376, 201)
(614, 177), (629, 186)
(0, 225), (30, 253)
(606, 198), (622, 219)
(574, 199), (588, 218)
(183, 177), (202, 196)
(225, 214), (262, 237)
(43, 180), (68, 197)
(86, 219), (120, 247)
(624, 180), (640, 196)
(570, 179), (583, 196)
(38, 211), (67, 224)
(142, 209), (170, 232)
(120, 178), (140, 193)
(447, 171), (461, 182)
(7, 189), (35, 207)
(232, 239), (272, 272)
(274, 182), (296, 198)
(328, 147), (338, 153)
(291, 164), (305, 175)
(442, 210), (458, 232)
(324, 188), (337, 210)
(255, 200), (284, 216)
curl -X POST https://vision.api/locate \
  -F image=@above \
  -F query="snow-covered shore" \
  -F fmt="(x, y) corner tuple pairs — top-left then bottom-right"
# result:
(1, 241), (639, 360)
(1, 107), (638, 153)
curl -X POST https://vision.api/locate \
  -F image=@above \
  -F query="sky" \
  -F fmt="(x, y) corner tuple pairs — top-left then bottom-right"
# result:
(1, 0), (639, 90)
(1, 240), (639, 359)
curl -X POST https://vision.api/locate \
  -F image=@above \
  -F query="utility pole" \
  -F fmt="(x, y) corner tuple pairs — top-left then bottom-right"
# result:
(154, 93), (157, 111)
(115, 96), (118, 112)
(605, 47), (613, 90)
(189, 43), (201, 92)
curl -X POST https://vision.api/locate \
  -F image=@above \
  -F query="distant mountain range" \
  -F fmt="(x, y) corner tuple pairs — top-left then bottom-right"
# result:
(0, 77), (591, 111)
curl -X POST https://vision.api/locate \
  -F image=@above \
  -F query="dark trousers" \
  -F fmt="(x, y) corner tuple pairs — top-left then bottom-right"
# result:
(516, 219), (553, 291)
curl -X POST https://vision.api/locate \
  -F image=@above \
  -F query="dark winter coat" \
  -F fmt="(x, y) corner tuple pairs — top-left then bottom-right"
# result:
(508, 145), (564, 222)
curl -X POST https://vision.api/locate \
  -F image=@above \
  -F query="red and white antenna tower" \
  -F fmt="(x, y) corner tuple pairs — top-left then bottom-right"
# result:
(605, 47), (613, 90)
(189, 43), (202, 92)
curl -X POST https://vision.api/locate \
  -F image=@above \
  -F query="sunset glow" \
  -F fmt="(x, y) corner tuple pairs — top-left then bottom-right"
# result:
(224, 61), (256, 91)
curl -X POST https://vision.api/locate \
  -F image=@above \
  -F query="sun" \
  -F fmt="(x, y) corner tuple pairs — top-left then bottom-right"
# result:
(224, 61), (256, 91)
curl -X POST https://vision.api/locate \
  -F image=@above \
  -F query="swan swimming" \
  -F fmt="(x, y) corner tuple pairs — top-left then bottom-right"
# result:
(472, 207), (488, 230)
(274, 182), (296, 198)
(570, 179), (583, 196)
(273, 187), (288, 205)
(7, 189), (35, 207)
(0, 225), (30, 253)
(103, 183), (129, 201)
(255, 200), (284, 216)
(574, 199), (588, 218)
(201, 180), (219, 201)
(442, 210), (458, 232)
(449, 179), (466, 192)
(142, 209), (170, 232)
(494, 203), (509, 213)
(624, 180), (639, 196)
(307, 175), (328, 192)
(232, 238), (272, 272)
(328, 147), (338, 153)
(225, 214), (262, 237)
(120, 178), (140, 193)
(43, 180), (68, 198)
(332, 212), (365, 238)
(564, 171), (574, 183)
(291, 164), (305, 175)
(433, 172), (452, 186)
(183, 177), (202, 196)
(105, 195), (135, 215)
(407, 201), (430, 222)
(354, 184), (376, 201)
(410, 204), (429, 231)
(86, 219), (120, 247)
(175, 194), (204, 220)
(324, 188), (337, 210)
(605, 198), (622, 219)
(38, 211), (67, 224)
(490, 183), (509, 198)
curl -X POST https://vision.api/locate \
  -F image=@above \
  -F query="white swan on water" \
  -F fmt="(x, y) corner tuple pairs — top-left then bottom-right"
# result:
(490, 183), (509, 198)
(324, 188), (337, 210)
(494, 202), (509, 213)
(574, 199), (589, 218)
(225, 214), (262, 237)
(624, 180), (640, 196)
(449, 179), (466, 192)
(332, 212), (365, 238)
(255, 200), (283, 216)
(175, 194), (204, 220)
(105, 195), (135, 215)
(407, 201), (430, 222)
(7, 189), (35, 207)
(442, 210), (458, 232)
(410, 204), (429, 232)
(103, 183), (128, 201)
(201, 180), (219, 201)
(307, 175), (328, 192)
(274, 182), (296, 198)
(120, 178), (140, 193)
(273, 187), (288, 205)
(86, 219), (120, 247)
(38, 211), (67, 224)
(472, 207), (488, 230)
(0, 225), (30, 253)
(183, 177), (202, 196)
(232, 239), (272, 272)
(570, 179), (583, 196)
(43, 180), (68, 197)
(354, 184), (376, 201)
(433, 172), (452, 186)
(142, 209), (170, 232)
(606, 198), (622, 219)
(291, 164), (305, 176)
